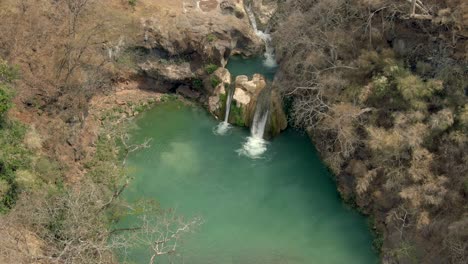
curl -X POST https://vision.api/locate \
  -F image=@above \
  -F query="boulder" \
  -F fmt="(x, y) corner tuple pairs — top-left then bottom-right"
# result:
(209, 70), (288, 137)
(220, 0), (245, 18)
(250, 0), (278, 29)
(176, 85), (200, 99)
(139, 61), (193, 82)
(208, 95), (221, 116)
(233, 87), (251, 106)
(207, 68), (231, 118)
(220, 0), (236, 14)
(214, 67), (232, 85)
(235, 74), (266, 93)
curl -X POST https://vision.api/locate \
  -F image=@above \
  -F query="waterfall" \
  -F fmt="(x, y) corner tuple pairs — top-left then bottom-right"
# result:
(238, 88), (270, 159)
(224, 86), (234, 123)
(251, 106), (269, 139)
(214, 86), (234, 135)
(245, 5), (277, 68)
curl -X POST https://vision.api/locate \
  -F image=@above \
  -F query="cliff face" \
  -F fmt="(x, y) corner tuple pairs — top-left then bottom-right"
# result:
(272, 0), (467, 263)
(1, 0), (466, 263)
(0, 0), (266, 178)
(138, 0), (263, 84)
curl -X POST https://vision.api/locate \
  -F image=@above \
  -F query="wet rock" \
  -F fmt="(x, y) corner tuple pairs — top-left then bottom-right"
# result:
(268, 90), (288, 137)
(233, 87), (251, 106)
(250, 0), (278, 29)
(140, 61), (193, 82)
(208, 95), (221, 116)
(232, 73), (287, 137)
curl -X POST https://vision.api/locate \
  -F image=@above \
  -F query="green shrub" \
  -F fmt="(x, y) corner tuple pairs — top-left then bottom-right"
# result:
(34, 157), (61, 184)
(128, 0), (137, 7)
(354, 49), (397, 80)
(0, 59), (19, 83)
(396, 74), (425, 100)
(218, 91), (244, 125)
(0, 59), (17, 119)
(15, 170), (38, 189)
(205, 64), (218, 74)
(0, 179), (10, 198)
(372, 76), (390, 97)
(206, 34), (217, 42)
(161, 94), (178, 102)
(373, 235), (384, 252)
(210, 76), (221, 88)
(192, 78), (203, 90)
(230, 103), (245, 126)
(391, 241), (419, 263)
(397, 73), (444, 101)
(0, 85), (12, 118)
(0, 121), (30, 211)
(85, 135), (124, 186)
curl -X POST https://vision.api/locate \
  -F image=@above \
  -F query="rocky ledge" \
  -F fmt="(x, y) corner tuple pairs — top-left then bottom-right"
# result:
(125, 0), (286, 137)
(208, 68), (287, 137)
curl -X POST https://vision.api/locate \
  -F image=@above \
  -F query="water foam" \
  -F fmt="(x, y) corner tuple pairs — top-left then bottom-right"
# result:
(238, 109), (269, 159)
(237, 136), (268, 159)
(214, 121), (232, 135)
(245, 5), (277, 68)
(214, 86), (234, 136)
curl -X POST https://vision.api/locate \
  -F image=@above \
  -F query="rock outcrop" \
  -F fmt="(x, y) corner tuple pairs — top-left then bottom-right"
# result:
(246, 0), (278, 29)
(209, 70), (287, 137)
(138, 0), (262, 84)
(131, 1), (286, 137)
(140, 61), (193, 82)
(208, 68), (231, 116)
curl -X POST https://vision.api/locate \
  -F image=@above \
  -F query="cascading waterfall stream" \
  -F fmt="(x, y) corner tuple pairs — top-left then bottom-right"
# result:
(214, 86), (235, 135)
(238, 88), (271, 159)
(245, 5), (277, 68)
(251, 107), (269, 139)
(224, 86), (234, 123)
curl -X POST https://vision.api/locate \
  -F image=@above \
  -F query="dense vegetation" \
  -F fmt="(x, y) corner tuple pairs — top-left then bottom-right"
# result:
(273, 0), (467, 262)
(0, 0), (465, 263)
(0, 59), (22, 211)
(0, 69), (200, 262)
(0, 1), (200, 261)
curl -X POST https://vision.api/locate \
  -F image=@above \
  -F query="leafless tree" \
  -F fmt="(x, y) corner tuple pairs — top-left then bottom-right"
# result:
(120, 133), (153, 165)
(0, 180), (202, 264)
(387, 206), (414, 240)
(122, 207), (203, 264)
(406, 0), (432, 20)
(65, 0), (94, 36)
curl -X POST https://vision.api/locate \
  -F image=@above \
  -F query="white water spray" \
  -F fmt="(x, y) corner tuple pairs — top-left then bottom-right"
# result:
(238, 90), (270, 159)
(245, 5), (277, 68)
(251, 108), (269, 139)
(214, 87), (234, 135)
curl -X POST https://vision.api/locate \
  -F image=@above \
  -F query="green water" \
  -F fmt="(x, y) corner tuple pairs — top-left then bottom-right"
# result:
(123, 101), (378, 263)
(225, 55), (277, 81)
